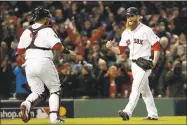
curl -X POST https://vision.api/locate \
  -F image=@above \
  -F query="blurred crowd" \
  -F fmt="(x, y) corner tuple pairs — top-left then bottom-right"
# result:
(0, 1), (186, 99)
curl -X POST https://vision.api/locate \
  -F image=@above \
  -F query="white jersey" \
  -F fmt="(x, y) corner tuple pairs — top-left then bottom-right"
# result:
(119, 23), (160, 60)
(18, 23), (61, 60)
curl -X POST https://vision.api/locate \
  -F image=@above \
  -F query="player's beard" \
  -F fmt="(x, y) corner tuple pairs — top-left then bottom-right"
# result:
(44, 19), (50, 26)
(126, 20), (138, 31)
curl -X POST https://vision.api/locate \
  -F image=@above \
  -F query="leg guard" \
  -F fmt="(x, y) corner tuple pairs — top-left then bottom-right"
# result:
(49, 91), (61, 114)
(49, 91), (61, 123)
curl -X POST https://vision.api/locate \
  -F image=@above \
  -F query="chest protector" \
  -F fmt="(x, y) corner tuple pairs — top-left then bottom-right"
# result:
(26, 25), (51, 50)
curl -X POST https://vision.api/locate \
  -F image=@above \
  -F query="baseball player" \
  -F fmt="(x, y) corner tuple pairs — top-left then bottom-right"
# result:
(16, 6), (74, 123)
(106, 7), (160, 120)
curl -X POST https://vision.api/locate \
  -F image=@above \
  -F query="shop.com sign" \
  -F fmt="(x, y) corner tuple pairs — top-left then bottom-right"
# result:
(0, 106), (67, 119)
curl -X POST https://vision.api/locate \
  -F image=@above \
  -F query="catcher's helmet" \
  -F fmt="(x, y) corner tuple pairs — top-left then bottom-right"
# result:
(126, 7), (139, 16)
(32, 6), (51, 21)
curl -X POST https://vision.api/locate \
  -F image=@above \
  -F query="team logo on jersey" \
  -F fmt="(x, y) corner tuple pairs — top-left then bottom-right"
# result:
(126, 39), (130, 45)
(134, 39), (143, 45)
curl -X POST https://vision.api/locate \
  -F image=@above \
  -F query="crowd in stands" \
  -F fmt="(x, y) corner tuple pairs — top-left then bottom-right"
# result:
(0, 1), (186, 99)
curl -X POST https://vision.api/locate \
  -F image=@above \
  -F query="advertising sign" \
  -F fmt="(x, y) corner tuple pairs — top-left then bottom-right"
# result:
(0, 100), (74, 119)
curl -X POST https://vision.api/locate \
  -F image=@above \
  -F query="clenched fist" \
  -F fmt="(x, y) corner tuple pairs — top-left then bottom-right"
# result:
(106, 40), (113, 50)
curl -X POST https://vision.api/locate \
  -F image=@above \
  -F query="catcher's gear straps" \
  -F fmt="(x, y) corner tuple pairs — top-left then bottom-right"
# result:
(132, 59), (137, 63)
(27, 85), (50, 108)
(26, 25), (51, 50)
(132, 57), (152, 62)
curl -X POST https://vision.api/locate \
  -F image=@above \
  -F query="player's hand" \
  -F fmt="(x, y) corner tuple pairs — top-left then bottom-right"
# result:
(16, 55), (25, 67)
(106, 40), (113, 50)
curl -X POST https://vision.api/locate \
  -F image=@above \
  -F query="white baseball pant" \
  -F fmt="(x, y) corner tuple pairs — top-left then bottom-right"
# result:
(21, 58), (61, 123)
(123, 61), (158, 118)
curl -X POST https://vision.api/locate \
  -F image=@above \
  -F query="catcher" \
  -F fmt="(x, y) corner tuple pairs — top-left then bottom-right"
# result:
(106, 7), (160, 120)
(16, 6), (75, 123)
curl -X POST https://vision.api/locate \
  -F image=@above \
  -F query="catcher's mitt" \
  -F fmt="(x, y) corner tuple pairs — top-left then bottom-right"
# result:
(134, 57), (154, 70)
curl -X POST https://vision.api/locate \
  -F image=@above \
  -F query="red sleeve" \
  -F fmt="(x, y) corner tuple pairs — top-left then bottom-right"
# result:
(17, 48), (26, 55)
(118, 46), (127, 54)
(76, 38), (84, 56)
(90, 26), (105, 42)
(67, 26), (77, 42)
(52, 43), (62, 51)
(152, 42), (160, 51)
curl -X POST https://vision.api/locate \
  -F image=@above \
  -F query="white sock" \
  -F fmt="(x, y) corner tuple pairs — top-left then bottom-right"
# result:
(49, 94), (59, 123)
(21, 92), (39, 112)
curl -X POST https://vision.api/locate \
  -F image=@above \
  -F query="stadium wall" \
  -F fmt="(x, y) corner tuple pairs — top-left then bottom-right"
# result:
(74, 98), (176, 117)
(0, 98), (186, 119)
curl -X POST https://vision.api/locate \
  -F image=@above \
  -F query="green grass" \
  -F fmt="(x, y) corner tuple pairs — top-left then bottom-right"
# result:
(1, 116), (186, 124)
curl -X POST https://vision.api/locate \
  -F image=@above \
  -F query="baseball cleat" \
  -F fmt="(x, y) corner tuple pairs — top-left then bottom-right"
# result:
(57, 118), (65, 124)
(118, 110), (130, 121)
(20, 105), (30, 123)
(143, 116), (158, 120)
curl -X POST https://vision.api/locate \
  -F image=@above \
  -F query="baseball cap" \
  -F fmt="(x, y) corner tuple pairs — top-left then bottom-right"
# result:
(126, 7), (139, 16)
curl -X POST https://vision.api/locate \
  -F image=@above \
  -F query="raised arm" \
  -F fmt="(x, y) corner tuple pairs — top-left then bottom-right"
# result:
(106, 32), (127, 55)
(106, 40), (127, 55)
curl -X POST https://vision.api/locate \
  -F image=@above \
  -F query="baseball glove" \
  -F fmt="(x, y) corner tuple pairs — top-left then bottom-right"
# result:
(135, 57), (154, 70)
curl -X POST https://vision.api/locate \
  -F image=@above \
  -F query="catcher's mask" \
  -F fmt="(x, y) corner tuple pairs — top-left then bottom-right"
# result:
(32, 6), (51, 21)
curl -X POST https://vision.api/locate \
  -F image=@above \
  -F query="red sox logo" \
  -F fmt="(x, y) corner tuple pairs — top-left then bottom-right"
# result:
(126, 39), (130, 45)
(134, 39), (143, 44)
(126, 39), (144, 45)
